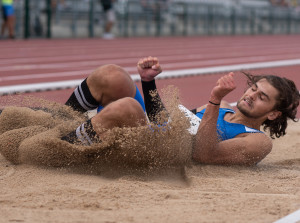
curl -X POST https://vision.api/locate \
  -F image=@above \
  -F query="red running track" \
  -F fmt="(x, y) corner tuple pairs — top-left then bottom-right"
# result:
(0, 35), (299, 116)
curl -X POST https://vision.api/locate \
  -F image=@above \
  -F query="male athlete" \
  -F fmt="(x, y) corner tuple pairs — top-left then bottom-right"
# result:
(0, 57), (299, 166)
(61, 56), (299, 166)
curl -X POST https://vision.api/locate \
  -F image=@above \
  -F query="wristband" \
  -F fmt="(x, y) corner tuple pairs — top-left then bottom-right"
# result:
(209, 101), (220, 106)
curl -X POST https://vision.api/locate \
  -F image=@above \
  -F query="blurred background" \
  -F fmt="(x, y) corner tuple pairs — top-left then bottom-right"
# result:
(1, 0), (300, 40)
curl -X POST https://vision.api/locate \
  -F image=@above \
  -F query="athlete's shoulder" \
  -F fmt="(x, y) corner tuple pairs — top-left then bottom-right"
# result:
(220, 100), (234, 110)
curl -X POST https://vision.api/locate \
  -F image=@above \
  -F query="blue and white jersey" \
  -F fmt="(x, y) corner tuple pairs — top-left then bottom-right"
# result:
(178, 106), (263, 141)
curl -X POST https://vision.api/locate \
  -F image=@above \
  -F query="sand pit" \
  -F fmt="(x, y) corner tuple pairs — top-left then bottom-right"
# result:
(0, 121), (299, 223)
(0, 93), (299, 223)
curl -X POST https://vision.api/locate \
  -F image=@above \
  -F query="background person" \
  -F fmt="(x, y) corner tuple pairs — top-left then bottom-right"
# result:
(99, 0), (116, 39)
(1, 0), (15, 39)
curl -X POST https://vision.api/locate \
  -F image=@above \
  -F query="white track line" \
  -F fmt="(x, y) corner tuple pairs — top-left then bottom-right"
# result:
(0, 70), (93, 82)
(0, 79), (82, 95)
(1, 51), (300, 73)
(273, 209), (300, 223)
(0, 45), (298, 69)
(2, 55), (300, 82)
(1, 59), (300, 95)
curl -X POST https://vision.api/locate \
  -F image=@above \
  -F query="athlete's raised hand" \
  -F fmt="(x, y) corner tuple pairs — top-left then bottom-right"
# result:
(210, 72), (236, 104)
(137, 56), (162, 81)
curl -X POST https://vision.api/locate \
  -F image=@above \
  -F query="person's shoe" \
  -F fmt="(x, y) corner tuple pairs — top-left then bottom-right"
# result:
(102, 33), (115, 40)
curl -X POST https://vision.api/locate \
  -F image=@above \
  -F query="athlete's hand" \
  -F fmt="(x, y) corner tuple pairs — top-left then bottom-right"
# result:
(210, 72), (236, 103)
(137, 56), (162, 81)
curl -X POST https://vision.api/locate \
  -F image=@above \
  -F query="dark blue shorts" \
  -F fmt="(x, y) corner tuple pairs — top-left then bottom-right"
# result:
(2, 5), (14, 20)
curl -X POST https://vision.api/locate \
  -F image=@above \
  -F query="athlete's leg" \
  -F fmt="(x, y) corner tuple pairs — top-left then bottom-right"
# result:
(104, 9), (115, 33)
(1, 21), (6, 36)
(1, 7), (7, 36)
(65, 64), (136, 113)
(62, 97), (147, 145)
(1, 17), (7, 37)
(17, 98), (146, 167)
(7, 15), (15, 38)
(17, 98), (146, 165)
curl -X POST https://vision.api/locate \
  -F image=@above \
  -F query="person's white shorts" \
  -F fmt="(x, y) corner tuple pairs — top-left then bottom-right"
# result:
(105, 8), (116, 23)
(178, 105), (202, 135)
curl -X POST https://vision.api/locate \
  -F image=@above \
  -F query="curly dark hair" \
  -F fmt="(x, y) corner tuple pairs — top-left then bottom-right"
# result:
(242, 72), (300, 139)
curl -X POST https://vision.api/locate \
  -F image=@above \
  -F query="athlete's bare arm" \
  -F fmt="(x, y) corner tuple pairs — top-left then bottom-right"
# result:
(137, 56), (165, 122)
(137, 58), (273, 165)
(194, 132), (272, 165)
(192, 72), (272, 166)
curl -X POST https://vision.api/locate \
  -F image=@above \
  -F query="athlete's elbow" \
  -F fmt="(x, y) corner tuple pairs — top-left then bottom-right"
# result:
(191, 144), (218, 164)
(191, 150), (214, 164)
(191, 149), (204, 163)
(242, 152), (270, 166)
(192, 153), (202, 163)
(239, 158), (259, 166)
(241, 144), (272, 166)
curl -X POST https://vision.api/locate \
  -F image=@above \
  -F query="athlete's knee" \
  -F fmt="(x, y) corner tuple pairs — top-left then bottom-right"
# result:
(87, 64), (135, 105)
(93, 97), (146, 129)
(105, 97), (144, 121)
(88, 64), (132, 90)
(117, 97), (145, 120)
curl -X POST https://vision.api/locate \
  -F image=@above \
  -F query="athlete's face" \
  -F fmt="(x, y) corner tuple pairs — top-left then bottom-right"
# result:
(237, 79), (280, 120)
